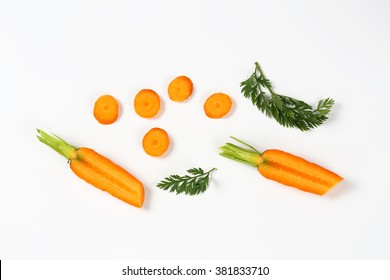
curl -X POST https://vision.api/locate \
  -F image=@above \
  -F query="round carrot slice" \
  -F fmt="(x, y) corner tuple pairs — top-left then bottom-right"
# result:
(134, 89), (161, 118)
(203, 93), (232, 118)
(142, 127), (170, 157)
(93, 95), (119, 125)
(168, 76), (193, 102)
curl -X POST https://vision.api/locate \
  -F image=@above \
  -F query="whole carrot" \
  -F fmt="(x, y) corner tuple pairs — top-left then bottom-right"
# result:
(37, 129), (144, 208)
(219, 137), (343, 195)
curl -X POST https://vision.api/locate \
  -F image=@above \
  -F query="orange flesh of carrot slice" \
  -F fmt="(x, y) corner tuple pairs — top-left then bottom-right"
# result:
(134, 89), (161, 118)
(93, 95), (119, 125)
(204, 93), (232, 118)
(142, 127), (169, 157)
(168, 76), (193, 102)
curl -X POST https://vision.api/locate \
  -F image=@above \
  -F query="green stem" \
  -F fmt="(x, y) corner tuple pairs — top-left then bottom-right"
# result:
(255, 61), (265, 78)
(206, 167), (218, 174)
(190, 168), (217, 180)
(255, 61), (276, 95)
(219, 137), (263, 167)
(36, 129), (77, 160)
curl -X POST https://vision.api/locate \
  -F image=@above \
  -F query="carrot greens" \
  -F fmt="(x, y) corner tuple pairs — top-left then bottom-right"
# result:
(241, 62), (335, 131)
(157, 168), (217, 195)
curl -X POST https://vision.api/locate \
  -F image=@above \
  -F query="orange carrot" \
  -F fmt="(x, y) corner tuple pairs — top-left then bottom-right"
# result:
(142, 127), (169, 157)
(220, 137), (343, 195)
(204, 93), (232, 118)
(37, 129), (144, 208)
(168, 76), (193, 102)
(93, 95), (119, 125)
(134, 89), (161, 118)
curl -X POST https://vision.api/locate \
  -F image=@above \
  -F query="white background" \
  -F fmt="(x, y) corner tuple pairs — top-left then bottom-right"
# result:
(0, 0), (389, 259)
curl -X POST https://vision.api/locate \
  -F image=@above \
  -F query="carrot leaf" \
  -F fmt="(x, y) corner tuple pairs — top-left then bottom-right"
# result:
(240, 61), (335, 131)
(187, 167), (205, 176)
(157, 168), (217, 196)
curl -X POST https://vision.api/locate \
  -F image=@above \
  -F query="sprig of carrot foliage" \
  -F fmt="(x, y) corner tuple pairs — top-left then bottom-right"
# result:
(240, 62), (335, 131)
(157, 168), (217, 195)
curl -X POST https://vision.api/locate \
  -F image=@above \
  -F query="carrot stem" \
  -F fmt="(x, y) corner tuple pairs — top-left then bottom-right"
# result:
(219, 140), (262, 167)
(229, 136), (262, 153)
(36, 129), (76, 160)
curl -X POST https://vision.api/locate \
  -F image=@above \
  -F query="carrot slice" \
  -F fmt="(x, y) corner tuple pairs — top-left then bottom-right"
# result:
(142, 127), (170, 157)
(168, 76), (193, 102)
(204, 93), (232, 118)
(93, 95), (119, 125)
(134, 89), (161, 118)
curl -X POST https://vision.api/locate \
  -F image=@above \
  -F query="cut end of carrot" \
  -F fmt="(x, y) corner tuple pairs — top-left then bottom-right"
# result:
(204, 93), (232, 118)
(168, 76), (193, 102)
(134, 89), (161, 118)
(93, 95), (119, 125)
(142, 127), (170, 157)
(131, 182), (145, 208)
(117, 179), (145, 208)
(319, 176), (344, 195)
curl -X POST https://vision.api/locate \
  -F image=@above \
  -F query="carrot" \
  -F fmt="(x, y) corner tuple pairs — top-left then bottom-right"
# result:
(168, 76), (193, 102)
(204, 93), (232, 118)
(93, 95), (119, 125)
(36, 129), (144, 208)
(219, 137), (343, 195)
(142, 127), (169, 157)
(134, 89), (161, 118)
